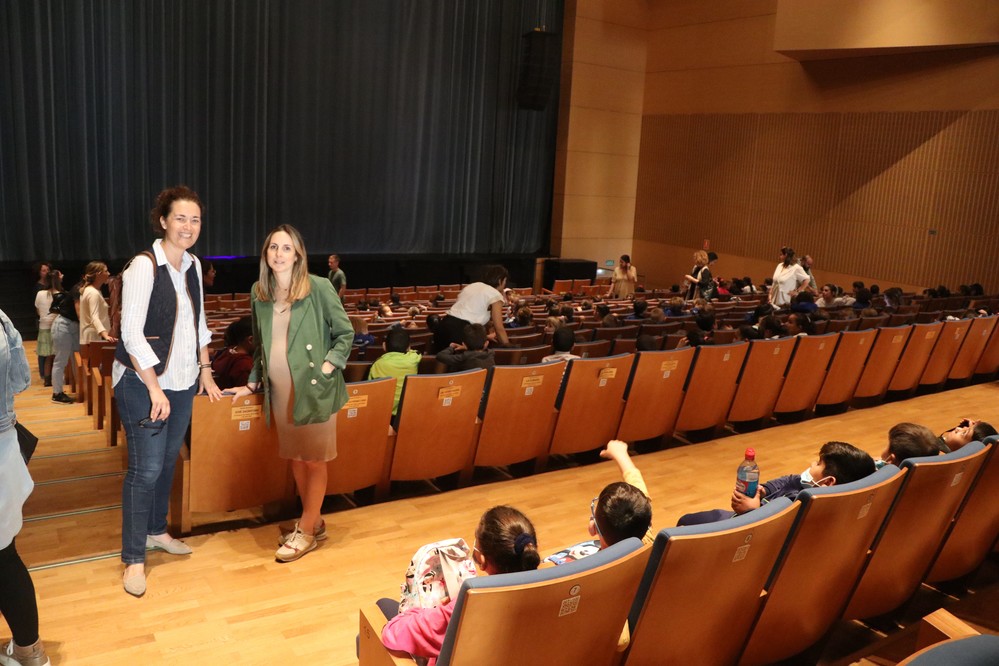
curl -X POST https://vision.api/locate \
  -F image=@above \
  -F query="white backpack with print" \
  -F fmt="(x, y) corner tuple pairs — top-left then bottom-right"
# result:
(398, 537), (478, 612)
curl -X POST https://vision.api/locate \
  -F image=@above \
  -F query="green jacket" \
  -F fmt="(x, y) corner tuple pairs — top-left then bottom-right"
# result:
(248, 275), (354, 426)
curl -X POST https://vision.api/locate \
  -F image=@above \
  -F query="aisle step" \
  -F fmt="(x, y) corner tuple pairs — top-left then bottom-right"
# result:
(29, 448), (124, 483)
(18, 507), (123, 570)
(23, 474), (123, 519)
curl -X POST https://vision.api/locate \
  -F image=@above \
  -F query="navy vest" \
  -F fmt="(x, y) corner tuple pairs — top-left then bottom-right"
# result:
(115, 250), (202, 375)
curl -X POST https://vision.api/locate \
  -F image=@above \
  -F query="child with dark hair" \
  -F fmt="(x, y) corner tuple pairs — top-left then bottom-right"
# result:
(937, 418), (997, 453)
(425, 313), (440, 332)
(369, 328), (420, 415)
(380, 506), (540, 665)
(542, 327), (580, 363)
(678, 441), (875, 526)
(211, 316), (256, 389)
(877, 422), (939, 468)
(627, 299), (649, 321)
(436, 323), (494, 372)
(785, 312), (813, 336)
(595, 303), (611, 320)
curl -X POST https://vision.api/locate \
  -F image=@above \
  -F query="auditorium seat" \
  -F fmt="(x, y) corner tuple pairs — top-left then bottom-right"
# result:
(389, 369), (487, 483)
(843, 442), (989, 621)
(888, 322), (945, 395)
(918, 318), (972, 390)
(507, 331), (544, 346)
(947, 315), (997, 384)
(548, 355), (634, 456)
(570, 339), (611, 358)
(853, 325), (913, 404)
(815, 329), (876, 410)
(927, 436), (999, 583)
(973, 318), (999, 380)
(358, 538), (649, 666)
(593, 325), (640, 341)
(89, 343), (116, 431)
(474, 362), (567, 474)
(610, 338), (637, 354)
(616, 348), (695, 443)
(675, 343), (749, 434)
(344, 361), (374, 383)
(727, 337), (795, 425)
(897, 632), (999, 665)
(624, 498), (799, 666)
(739, 465), (906, 666)
(326, 378), (396, 500)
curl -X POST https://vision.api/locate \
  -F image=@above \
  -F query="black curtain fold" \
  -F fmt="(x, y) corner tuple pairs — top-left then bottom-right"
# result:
(0, 0), (562, 262)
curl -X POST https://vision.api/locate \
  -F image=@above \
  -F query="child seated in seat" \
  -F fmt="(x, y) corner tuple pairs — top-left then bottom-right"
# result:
(211, 316), (255, 389)
(542, 326), (580, 364)
(368, 327), (420, 415)
(876, 422), (939, 468)
(435, 323), (495, 372)
(380, 506), (540, 665)
(545, 440), (653, 566)
(937, 418), (997, 453)
(677, 441), (875, 526)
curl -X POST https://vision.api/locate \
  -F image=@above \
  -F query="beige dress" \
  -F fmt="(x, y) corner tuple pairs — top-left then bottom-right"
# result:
(268, 304), (338, 462)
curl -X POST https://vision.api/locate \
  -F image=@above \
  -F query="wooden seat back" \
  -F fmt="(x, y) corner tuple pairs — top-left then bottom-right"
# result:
(570, 339), (611, 358)
(815, 329), (876, 407)
(740, 466), (906, 666)
(551, 279), (573, 294)
(438, 538), (649, 665)
(844, 443), (989, 620)
(857, 315), (888, 330)
(549, 354), (634, 456)
(918, 318), (972, 387)
(475, 362), (566, 469)
(616, 348), (695, 442)
(947, 316), (997, 382)
(675, 343), (749, 433)
(853, 325), (913, 401)
(326, 378), (396, 496)
(610, 337), (637, 354)
(888, 322), (944, 393)
(773, 334), (837, 414)
(593, 325), (640, 341)
(187, 393), (290, 514)
(390, 369), (487, 481)
(507, 331), (544, 346)
(624, 499), (800, 666)
(927, 438), (999, 582)
(973, 320), (999, 378)
(727, 338), (795, 424)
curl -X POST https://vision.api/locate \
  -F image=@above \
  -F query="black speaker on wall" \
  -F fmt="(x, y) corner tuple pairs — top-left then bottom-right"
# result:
(517, 29), (560, 110)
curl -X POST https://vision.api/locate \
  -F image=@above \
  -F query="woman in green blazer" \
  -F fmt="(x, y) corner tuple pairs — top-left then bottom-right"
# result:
(230, 225), (353, 562)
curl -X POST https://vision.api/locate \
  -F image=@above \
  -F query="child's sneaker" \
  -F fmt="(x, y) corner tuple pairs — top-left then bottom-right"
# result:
(1, 638), (51, 666)
(51, 393), (73, 405)
(275, 527), (317, 562)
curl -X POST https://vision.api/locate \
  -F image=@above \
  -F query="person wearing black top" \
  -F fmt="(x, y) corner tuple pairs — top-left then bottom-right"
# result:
(49, 280), (81, 404)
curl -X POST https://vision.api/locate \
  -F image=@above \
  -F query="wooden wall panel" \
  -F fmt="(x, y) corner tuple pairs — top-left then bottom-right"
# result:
(635, 110), (999, 292)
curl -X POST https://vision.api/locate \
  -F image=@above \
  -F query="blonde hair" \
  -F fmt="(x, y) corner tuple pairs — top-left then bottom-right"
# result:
(80, 261), (108, 294)
(693, 250), (708, 266)
(254, 224), (312, 303)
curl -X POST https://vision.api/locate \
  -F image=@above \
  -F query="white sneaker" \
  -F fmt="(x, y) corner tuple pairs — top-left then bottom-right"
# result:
(275, 527), (317, 562)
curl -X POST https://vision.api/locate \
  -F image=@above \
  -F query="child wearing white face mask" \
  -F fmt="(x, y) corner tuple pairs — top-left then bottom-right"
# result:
(677, 441), (876, 526)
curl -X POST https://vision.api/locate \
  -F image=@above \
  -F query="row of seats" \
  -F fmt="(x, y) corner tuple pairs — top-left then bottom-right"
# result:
(358, 437), (999, 665)
(165, 317), (999, 535)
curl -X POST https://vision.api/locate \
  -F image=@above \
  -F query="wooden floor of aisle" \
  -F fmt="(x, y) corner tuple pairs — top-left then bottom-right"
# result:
(9, 340), (999, 664)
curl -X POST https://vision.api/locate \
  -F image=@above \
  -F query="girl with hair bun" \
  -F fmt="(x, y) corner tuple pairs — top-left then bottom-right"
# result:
(380, 506), (540, 664)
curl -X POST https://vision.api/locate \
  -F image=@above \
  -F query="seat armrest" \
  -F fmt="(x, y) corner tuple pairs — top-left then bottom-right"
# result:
(358, 604), (415, 666)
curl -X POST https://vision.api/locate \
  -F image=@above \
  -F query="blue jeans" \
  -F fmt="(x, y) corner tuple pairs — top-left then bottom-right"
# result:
(50, 316), (79, 394)
(118, 370), (196, 564)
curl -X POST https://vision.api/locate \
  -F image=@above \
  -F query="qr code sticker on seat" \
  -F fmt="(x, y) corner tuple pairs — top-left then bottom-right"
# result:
(559, 595), (580, 617)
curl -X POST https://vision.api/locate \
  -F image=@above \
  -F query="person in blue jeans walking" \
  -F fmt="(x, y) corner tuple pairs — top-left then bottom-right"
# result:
(113, 185), (223, 597)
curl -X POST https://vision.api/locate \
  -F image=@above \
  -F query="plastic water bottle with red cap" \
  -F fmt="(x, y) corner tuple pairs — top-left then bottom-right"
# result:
(736, 448), (760, 498)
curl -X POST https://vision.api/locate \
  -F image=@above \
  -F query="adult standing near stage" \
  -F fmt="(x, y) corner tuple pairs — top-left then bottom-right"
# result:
(0, 309), (51, 666)
(328, 254), (346, 298)
(769, 246), (811, 308)
(609, 254), (638, 299)
(78, 262), (115, 344)
(433, 265), (511, 352)
(231, 225), (353, 562)
(114, 185), (223, 597)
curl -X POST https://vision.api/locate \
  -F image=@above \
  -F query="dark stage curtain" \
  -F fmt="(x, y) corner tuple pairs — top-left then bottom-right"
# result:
(0, 0), (562, 262)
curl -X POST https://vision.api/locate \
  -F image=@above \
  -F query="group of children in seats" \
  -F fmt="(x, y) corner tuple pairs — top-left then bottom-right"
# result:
(377, 440), (654, 663)
(435, 323), (495, 371)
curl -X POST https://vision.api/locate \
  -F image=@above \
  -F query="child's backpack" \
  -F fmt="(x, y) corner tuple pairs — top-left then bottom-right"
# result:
(398, 537), (477, 612)
(108, 251), (155, 339)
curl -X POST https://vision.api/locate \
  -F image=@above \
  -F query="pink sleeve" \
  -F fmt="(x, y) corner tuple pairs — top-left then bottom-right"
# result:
(381, 600), (455, 659)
